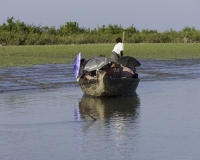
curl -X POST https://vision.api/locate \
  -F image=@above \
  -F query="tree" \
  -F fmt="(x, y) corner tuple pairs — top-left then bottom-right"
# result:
(59, 22), (80, 35)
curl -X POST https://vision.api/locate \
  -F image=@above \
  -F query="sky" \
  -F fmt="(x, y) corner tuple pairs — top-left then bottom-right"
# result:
(0, 0), (200, 32)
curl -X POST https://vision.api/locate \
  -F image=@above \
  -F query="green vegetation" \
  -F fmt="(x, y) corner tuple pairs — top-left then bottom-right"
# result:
(1, 17), (200, 68)
(0, 17), (200, 45)
(1, 43), (200, 68)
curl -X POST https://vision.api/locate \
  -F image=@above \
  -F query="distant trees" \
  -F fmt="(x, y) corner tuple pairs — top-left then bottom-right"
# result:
(0, 17), (200, 45)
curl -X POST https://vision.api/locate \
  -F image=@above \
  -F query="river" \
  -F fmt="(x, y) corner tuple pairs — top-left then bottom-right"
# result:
(1, 59), (200, 160)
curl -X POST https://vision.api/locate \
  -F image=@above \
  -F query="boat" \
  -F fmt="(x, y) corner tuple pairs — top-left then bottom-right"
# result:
(78, 70), (140, 97)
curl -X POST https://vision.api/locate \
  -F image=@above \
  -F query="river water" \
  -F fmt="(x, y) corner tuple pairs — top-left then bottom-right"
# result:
(1, 59), (200, 160)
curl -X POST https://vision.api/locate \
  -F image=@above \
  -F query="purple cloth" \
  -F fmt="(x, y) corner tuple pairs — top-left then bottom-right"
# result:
(73, 52), (81, 78)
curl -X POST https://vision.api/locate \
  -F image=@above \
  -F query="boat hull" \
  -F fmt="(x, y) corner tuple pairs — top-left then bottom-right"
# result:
(78, 70), (140, 97)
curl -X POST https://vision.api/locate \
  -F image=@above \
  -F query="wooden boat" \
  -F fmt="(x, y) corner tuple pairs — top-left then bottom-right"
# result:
(78, 70), (140, 97)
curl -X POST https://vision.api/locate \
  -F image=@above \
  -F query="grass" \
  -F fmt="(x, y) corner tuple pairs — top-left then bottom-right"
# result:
(1, 43), (200, 68)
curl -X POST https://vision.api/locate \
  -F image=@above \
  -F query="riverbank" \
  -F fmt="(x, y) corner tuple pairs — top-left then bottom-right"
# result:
(1, 43), (200, 68)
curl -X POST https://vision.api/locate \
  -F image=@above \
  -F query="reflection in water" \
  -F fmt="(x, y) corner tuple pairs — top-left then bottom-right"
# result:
(77, 94), (140, 121)
(74, 95), (141, 155)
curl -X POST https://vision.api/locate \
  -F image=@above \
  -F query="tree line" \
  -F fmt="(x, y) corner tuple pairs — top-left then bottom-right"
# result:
(0, 17), (200, 45)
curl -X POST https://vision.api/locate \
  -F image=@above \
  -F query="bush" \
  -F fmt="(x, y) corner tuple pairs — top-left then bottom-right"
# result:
(1, 17), (200, 45)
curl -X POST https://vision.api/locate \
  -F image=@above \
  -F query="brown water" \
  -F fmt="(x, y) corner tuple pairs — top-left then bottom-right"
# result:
(1, 59), (200, 160)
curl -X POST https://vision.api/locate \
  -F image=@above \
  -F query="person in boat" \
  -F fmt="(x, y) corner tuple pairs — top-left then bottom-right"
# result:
(110, 37), (124, 64)
(101, 64), (116, 78)
(79, 56), (105, 81)
(117, 65), (138, 78)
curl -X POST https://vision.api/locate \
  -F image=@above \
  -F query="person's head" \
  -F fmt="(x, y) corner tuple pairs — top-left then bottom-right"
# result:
(116, 37), (122, 43)
(80, 59), (87, 66)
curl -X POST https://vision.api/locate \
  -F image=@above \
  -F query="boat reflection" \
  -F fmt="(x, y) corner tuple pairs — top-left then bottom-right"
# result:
(77, 94), (140, 121)
(74, 95), (141, 151)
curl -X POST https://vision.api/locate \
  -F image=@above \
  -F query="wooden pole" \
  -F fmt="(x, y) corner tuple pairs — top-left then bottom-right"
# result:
(122, 31), (125, 43)
(83, 110), (96, 121)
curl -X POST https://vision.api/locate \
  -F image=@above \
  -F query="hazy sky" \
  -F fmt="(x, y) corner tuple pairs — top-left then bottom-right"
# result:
(0, 0), (200, 32)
